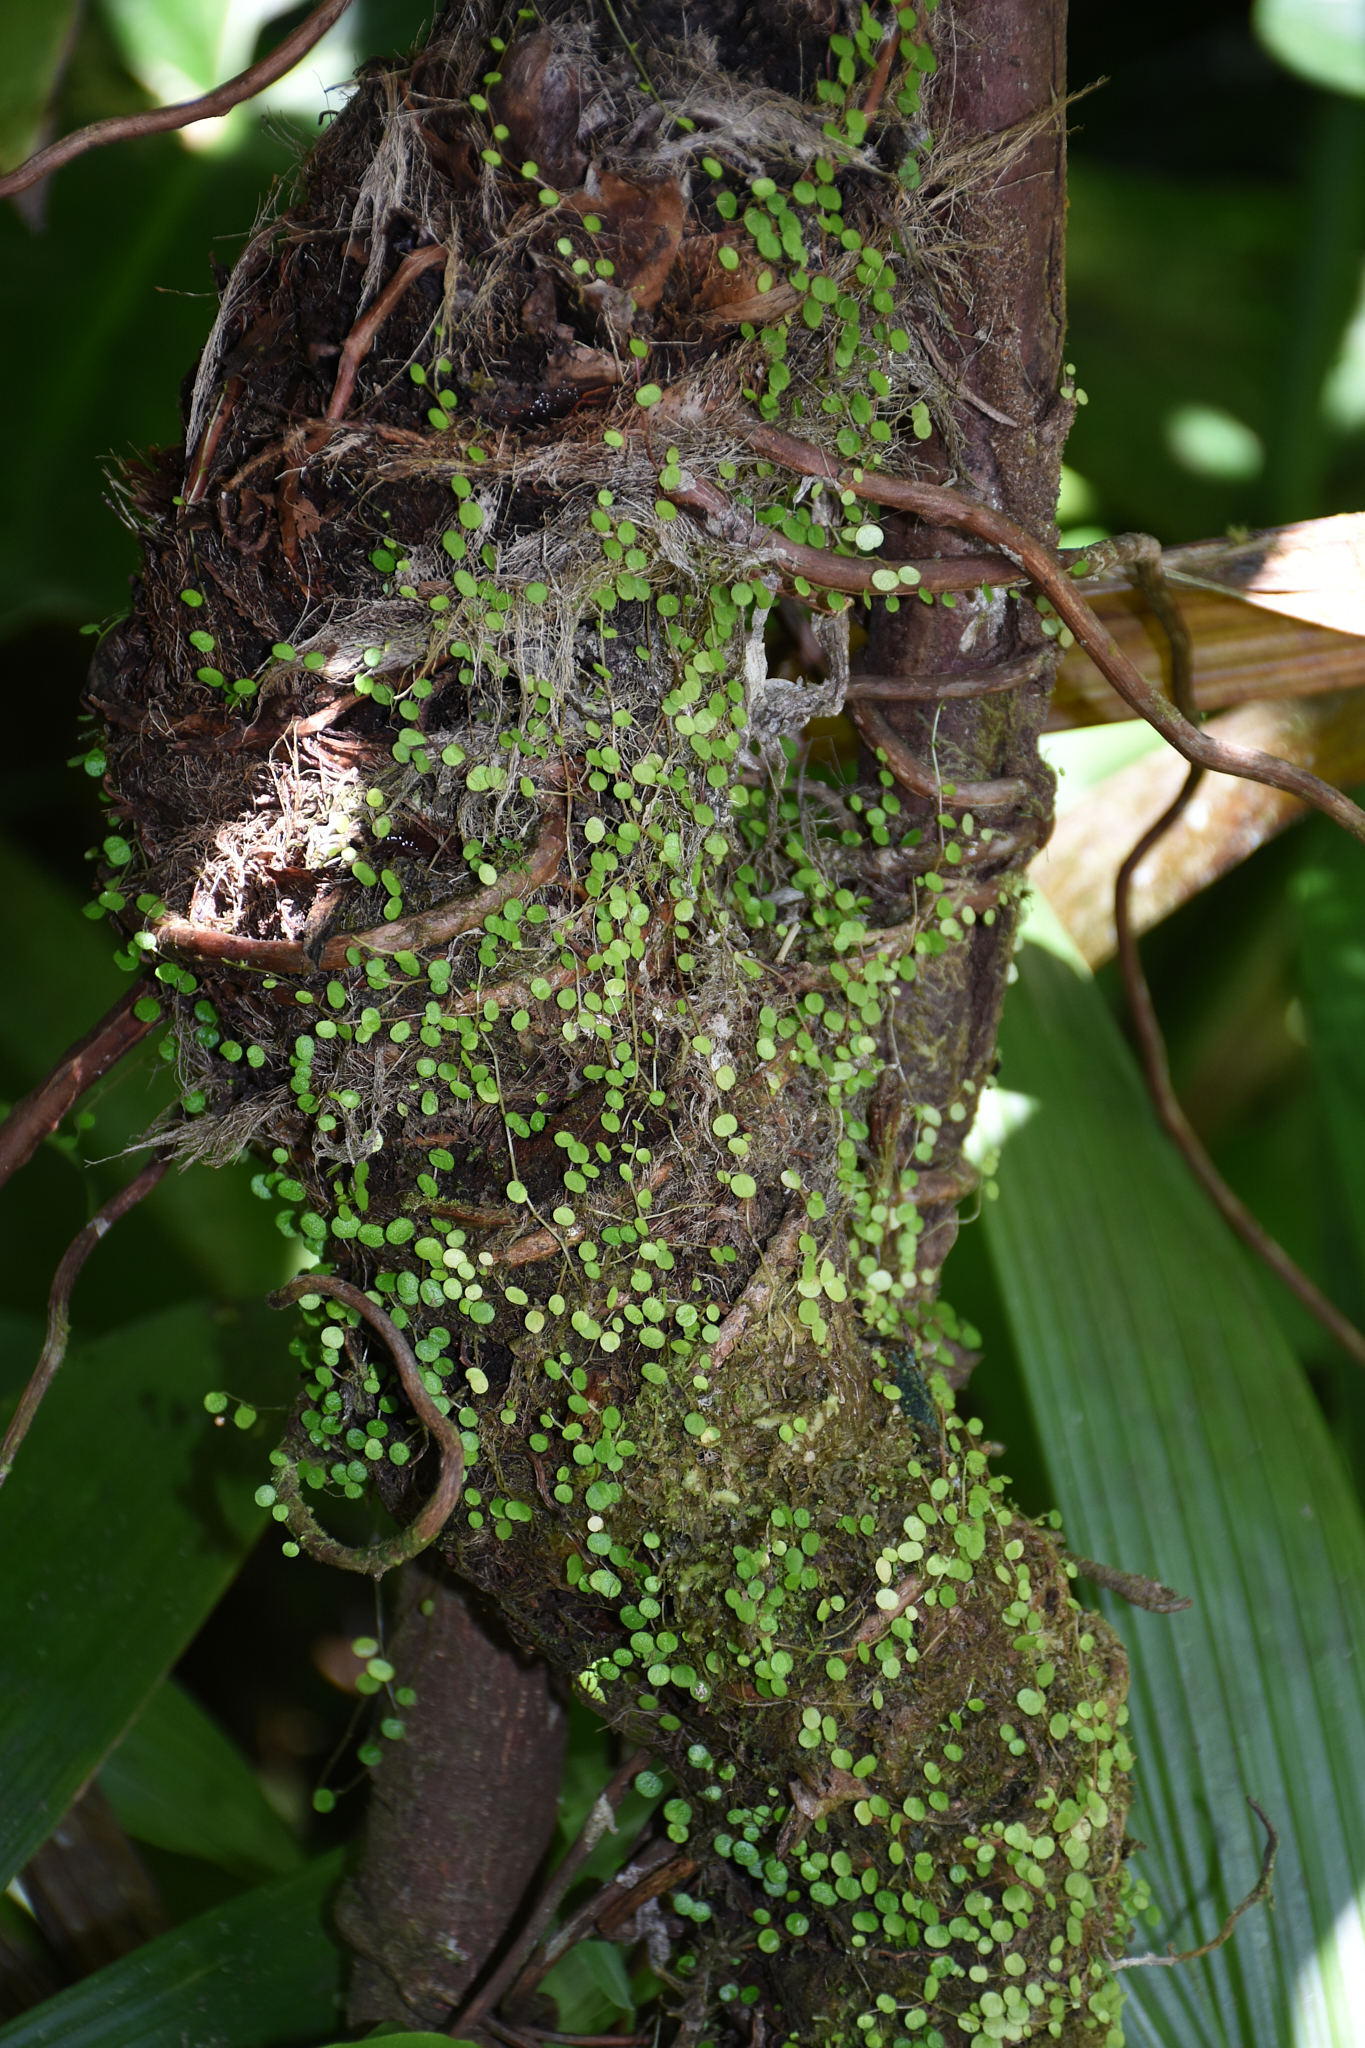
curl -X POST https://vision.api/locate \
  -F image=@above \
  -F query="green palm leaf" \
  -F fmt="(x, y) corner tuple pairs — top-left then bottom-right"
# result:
(979, 922), (1365, 2047)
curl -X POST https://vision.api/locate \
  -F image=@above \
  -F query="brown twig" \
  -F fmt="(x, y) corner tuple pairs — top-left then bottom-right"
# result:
(0, 1155), (170, 1487)
(185, 376), (244, 505)
(266, 1274), (465, 1576)
(450, 1750), (655, 2041)
(0, 985), (157, 1194)
(1112, 1799), (1277, 1969)
(505, 1840), (690, 2009)
(1069, 1557), (1192, 1614)
(848, 697), (1030, 809)
(0, 0), (357, 202)
(860, 26), (899, 120)
(707, 1205), (806, 1366)
(1115, 771), (1365, 1369)
(739, 420), (1365, 847)
(666, 471), (1016, 596)
(326, 243), (449, 419)
(151, 802), (567, 973)
(291, 690), (363, 738)
(1110, 573), (1365, 1372)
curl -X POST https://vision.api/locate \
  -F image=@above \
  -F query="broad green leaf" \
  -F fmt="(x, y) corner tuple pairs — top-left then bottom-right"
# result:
(0, 1), (83, 172)
(540, 1939), (634, 2036)
(99, 1676), (301, 1884)
(102, 0), (363, 141)
(0, 835), (293, 1316)
(0, 1301), (297, 1888)
(980, 930), (1365, 2048)
(0, 1850), (344, 2048)
(320, 2036), (466, 2046)
(1255, 0), (1365, 96)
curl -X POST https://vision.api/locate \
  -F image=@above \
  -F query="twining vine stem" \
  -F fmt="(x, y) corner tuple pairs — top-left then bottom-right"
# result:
(1111, 1799), (1278, 1969)
(721, 415), (1365, 1368)
(0, 1153), (170, 1487)
(0, 0), (357, 202)
(1109, 557), (1365, 1371)
(266, 1273), (465, 1576)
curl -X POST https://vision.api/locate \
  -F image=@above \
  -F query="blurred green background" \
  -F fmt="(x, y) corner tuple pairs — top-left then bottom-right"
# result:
(2, 0), (1365, 2034)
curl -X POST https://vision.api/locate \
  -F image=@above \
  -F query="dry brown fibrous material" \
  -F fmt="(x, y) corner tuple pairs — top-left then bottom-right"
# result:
(85, 2), (1137, 2041)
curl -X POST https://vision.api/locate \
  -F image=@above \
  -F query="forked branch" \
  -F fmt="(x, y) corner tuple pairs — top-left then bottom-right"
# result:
(451, 1750), (656, 2040)
(738, 420), (1365, 847)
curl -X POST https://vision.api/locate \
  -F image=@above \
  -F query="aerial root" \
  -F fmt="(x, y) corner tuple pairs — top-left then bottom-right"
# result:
(266, 1272), (465, 1576)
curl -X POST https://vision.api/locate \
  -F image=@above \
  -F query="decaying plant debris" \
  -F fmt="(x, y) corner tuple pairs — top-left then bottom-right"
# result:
(80, 0), (1143, 2040)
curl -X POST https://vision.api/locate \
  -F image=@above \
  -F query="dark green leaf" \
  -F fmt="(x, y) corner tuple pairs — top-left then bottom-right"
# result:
(0, 1851), (344, 2048)
(0, 1301), (297, 1888)
(0, 834), (293, 1321)
(981, 927), (1365, 2045)
(0, 2), (82, 172)
(99, 1676), (301, 1884)
(540, 1939), (634, 2036)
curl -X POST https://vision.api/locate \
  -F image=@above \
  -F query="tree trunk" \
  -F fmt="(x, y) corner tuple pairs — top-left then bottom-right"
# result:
(334, 1561), (566, 2030)
(89, 0), (1139, 2039)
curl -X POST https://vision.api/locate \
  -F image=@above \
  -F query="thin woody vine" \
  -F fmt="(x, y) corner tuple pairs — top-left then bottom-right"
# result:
(11, 0), (1363, 2042)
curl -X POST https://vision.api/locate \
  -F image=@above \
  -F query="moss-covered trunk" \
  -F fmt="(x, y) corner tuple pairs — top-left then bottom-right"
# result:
(88, 0), (1140, 2038)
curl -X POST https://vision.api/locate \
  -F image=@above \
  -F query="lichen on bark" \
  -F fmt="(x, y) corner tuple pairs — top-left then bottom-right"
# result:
(85, 0), (1140, 2040)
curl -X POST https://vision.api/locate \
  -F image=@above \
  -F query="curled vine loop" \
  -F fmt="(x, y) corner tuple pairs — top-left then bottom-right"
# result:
(266, 1273), (465, 1577)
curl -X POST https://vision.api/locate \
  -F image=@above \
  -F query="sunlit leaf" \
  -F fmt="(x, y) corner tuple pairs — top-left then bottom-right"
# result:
(1255, 0), (1365, 96)
(0, 1850), (344, 2047)
(980, 922), (1365, 2047)
(0, 1301), (297, 1889)
(99, 1675), (301, 1884)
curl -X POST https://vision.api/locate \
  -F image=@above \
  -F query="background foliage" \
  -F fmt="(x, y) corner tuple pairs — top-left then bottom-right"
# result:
(1, 2), (1363, 2043)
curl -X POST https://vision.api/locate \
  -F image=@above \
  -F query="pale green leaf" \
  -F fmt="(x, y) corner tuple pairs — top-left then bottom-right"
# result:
(982, 937), (1365, 2047)
(99, 1676), (301, 1884)
(1255, 0), (1365, 97)
(0, 1851), (344, 2047)
(0, 1302), (297, 1888)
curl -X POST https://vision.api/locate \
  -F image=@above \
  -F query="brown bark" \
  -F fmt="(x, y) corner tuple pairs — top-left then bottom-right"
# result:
(19, 1783), (168, 1980)
(855, 0), (1069, 1290)
(335, 1560), (567, 2031)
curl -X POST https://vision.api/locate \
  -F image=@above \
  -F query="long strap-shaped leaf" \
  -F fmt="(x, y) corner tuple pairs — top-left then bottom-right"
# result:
(0, 1851), (344, 2047)
(0, 1303), (297, 1888)
(982, 927), (1365, 2048)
